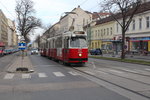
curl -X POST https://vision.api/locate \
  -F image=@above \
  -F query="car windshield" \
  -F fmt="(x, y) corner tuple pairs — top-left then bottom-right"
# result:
(70, 37), (87, 48)
(32, 49), (38, 51)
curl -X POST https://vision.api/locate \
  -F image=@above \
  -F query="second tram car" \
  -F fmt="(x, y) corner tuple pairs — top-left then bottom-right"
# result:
(40, 31), (88, 65)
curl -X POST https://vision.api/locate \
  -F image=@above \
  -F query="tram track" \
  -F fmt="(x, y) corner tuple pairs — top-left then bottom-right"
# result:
(85, 62), (150, 85)
(52, 57), (150, 99)
(87, 60), (150, 77)
(69, 66), (150, 100)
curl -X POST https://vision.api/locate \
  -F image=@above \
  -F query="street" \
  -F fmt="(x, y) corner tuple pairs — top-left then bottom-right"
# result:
(0, 53), (149, 100)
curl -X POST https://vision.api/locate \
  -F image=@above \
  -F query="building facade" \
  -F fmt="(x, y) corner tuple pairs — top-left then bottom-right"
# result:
(0, 10), (8, 47)
(59, 6), (92, 34)
(115, 1), (150, 53)
(90, 18), (115, 53)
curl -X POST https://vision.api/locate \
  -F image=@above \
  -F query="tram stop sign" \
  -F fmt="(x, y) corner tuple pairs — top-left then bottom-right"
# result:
(18, 41), (26, 50)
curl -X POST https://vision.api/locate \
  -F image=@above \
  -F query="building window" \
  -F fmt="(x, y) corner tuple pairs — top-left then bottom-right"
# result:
(132, 19), (135, 30)
(107, 28), (109, 35)
(101, 29), (103, 35)
(110, 27), (112, 35)
(95, 30), (97, 37)
(98, 30), (100, 37)
(146, 16), (150, 28)
(139, 18), (142, 29)
(116, 23), (119, 32)
(104, 29), (106, 35)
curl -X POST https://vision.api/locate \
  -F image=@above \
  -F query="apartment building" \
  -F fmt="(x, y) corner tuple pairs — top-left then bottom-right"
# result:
(59, 6), (92, 34)
(90, 16), (115, 53)
(0, 10), (8, 47)
(115, 1), (150, 53)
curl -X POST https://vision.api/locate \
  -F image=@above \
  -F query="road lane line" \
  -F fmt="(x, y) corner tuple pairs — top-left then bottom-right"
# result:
(53, 72), (65, 77)
(22, 74), (31, 79)
(145, 68), (150, 71)
(68, 71), (80, 76)
(121, 69), (138, 73)
(38, 73), (47, 78)
(96, 70), (108, 74)
(4, 74), (14, 79)
(109, 69), (124, 74)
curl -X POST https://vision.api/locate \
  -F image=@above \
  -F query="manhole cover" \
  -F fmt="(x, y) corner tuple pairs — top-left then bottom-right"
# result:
(16, 67), (29, 72)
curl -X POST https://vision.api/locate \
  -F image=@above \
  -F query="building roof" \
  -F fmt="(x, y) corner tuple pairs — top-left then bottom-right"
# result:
(92, 12), (110, 20)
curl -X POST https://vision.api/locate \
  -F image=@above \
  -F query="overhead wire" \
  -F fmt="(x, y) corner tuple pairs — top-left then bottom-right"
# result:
(79, 0), (101, 12)
(80, 0), (89, 6)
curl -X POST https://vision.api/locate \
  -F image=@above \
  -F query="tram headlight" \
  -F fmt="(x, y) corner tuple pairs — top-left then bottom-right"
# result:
(79, 53), (82, 57)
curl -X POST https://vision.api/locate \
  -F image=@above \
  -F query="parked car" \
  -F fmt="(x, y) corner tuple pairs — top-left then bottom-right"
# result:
(31, 49), (38, 55)
(90, 48), (102, 55)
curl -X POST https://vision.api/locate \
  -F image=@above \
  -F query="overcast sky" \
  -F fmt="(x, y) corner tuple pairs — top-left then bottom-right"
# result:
(0, 0), (101, 41)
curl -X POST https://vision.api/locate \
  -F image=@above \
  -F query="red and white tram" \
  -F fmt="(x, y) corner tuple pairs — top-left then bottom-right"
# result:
(40, 31), (88, 65)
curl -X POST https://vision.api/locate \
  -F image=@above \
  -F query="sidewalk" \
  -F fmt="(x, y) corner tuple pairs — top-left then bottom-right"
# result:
(7, 54), (34, 73)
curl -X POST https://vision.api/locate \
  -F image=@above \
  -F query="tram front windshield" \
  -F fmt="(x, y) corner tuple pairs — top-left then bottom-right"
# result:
(70, 37), (87, 48)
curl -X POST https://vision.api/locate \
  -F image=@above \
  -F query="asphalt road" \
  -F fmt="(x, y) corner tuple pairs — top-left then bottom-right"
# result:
(0, 54), (130, 100)
(0, 53), (17, 72)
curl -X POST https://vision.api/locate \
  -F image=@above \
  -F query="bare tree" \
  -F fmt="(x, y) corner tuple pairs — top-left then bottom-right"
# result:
(15, 0), (41, 43)
(102, 0), (141, 59)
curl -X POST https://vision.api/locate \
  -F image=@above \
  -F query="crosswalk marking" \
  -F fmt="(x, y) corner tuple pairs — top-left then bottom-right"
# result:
(68, 71), (80, 76)
(22, 74), (31, 79)
(38, 73), (47, 78)
(3, 71), (81, 80)
(4, 74), (14, 79)
(53, 72), (65, 77)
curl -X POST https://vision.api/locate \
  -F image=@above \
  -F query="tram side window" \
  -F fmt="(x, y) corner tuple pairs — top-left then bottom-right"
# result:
(64, 39), (69, 48)
(56, 37), (62, 48)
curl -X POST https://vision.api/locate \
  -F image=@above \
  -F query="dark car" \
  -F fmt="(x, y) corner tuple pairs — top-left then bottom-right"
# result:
(90, 48), (102, 55)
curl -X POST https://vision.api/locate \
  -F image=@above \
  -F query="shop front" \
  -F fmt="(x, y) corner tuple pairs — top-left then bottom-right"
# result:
(130, 37), (150, 54)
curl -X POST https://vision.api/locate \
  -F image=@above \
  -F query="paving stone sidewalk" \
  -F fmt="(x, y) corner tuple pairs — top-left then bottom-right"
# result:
(7, 55), (34, 73)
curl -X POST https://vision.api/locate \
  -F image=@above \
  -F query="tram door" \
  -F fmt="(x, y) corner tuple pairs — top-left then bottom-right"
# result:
(63, 38), (69, 62)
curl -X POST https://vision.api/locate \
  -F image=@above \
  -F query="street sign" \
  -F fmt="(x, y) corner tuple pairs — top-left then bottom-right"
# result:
(18, 41), (26, 50)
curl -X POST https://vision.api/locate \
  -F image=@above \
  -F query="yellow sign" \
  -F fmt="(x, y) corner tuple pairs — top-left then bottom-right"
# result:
(21, 41), (25, 43)
(148, 41), (150, 51)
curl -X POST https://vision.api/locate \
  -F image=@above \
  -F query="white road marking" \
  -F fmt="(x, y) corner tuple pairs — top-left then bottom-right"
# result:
(91, 62), (96, 69)
(53, 72), (65, 77)
(121, 69), (138, 73)
(109, 69), (124, 74)
(145, 68), (150, 71)
(4, 74), (14, 79)
(68, 71), (80, 76)
(96, 70), (108, 74)
(38, 73), (47, 78)
(84, 71), (95, 75)
(22, 74), (31, 79)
